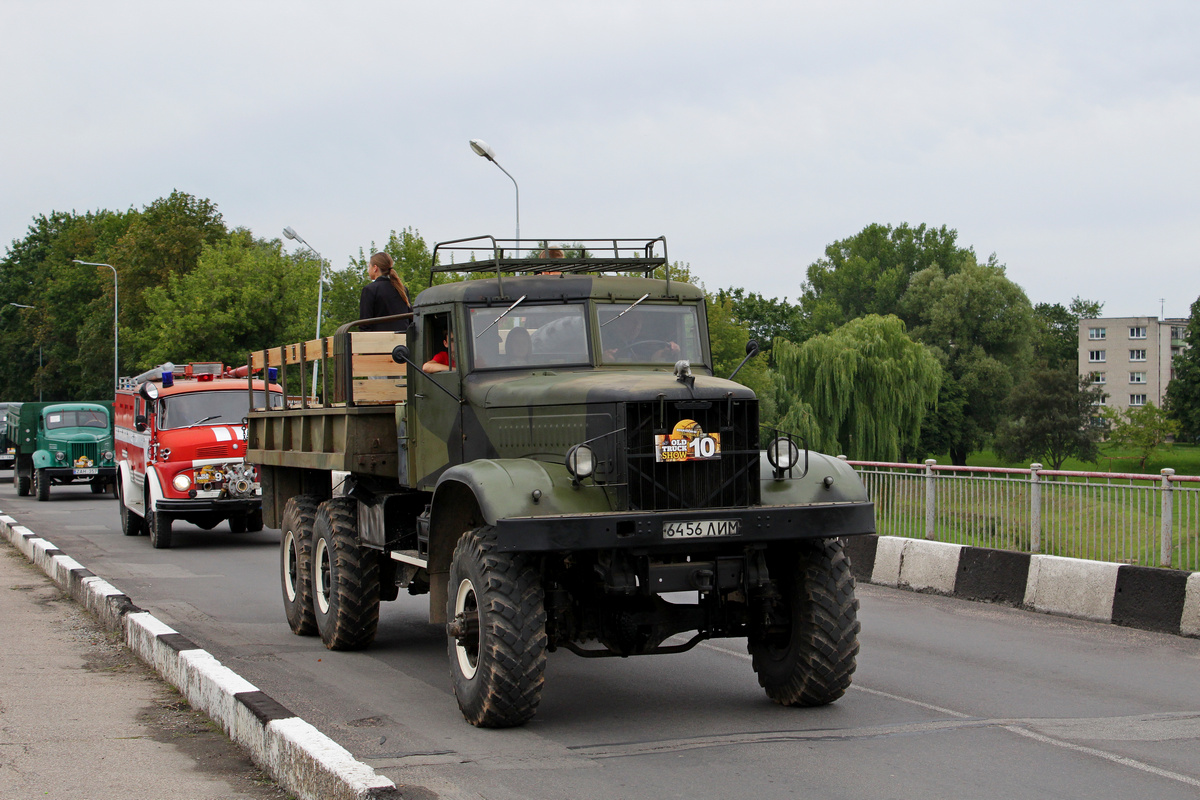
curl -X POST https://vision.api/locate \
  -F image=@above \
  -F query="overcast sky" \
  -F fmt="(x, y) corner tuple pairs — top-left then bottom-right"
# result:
(3, 1), (1198, 319)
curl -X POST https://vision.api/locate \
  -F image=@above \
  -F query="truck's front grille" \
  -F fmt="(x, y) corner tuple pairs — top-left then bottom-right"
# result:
(70, 442), (99, 464)
(623, 400), (759, 511)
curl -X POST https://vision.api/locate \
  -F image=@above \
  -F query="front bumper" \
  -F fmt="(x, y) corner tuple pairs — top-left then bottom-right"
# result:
(491, 500), (875, 553)
(42, 466), (116, 480)
(157, 496), (261, 515)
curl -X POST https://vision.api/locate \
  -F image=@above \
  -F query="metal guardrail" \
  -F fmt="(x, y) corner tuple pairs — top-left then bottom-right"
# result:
(846, 459), (1200, 572)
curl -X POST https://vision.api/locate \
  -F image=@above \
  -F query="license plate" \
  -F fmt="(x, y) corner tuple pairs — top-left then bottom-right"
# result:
(663, 519), (741, 539)
(74, 468), (98, 476)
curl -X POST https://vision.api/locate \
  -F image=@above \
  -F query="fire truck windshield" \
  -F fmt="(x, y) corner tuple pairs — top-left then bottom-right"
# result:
(157, 390), (283, 430)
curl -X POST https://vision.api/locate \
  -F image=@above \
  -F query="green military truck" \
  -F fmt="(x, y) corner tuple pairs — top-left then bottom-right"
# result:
(245, 237), (875, 728)
(6, 401), (118, 500)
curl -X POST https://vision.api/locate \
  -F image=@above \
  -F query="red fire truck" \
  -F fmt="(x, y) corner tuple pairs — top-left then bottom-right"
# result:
(114, 361), (284, 548)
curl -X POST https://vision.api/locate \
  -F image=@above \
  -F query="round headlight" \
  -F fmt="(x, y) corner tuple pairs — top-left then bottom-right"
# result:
(172, 473), (192, 492)
(565, 444), (596, 479)
(767, 437), (800, 470)
(55, 450), (66, 462)
(101, 450), (114, 461)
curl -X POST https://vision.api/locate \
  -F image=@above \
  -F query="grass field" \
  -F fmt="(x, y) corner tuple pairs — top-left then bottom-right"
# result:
(925, 443), (1200, 477)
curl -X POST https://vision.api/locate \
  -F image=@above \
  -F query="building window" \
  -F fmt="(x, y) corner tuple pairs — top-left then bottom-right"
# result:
(1130, 394), (1147, 406)
(1171, 326), (1188, 340)
(1129, 326), (1147, 339)
(1089, 350), (1106, 362)
(1092, 372), (1106, 384)
(1095, 395), (1107, 406)
(1129, 372), (1146, 383)
(1130, 349), (1146, 361)
(1089, 327), (1106, 340)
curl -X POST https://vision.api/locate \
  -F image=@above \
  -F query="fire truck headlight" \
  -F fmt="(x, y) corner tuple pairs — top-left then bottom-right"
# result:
(172, 473), (192, 492)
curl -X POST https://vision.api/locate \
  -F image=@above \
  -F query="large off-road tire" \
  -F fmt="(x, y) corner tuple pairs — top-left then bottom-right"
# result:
(447, 527), (547, 728)
(118, 483), (147, 537)
(311, 497), (380, 650)
(280, 495), (321, 636)
(34, 468), (50, 501)
(148, 507), (173, 549)
(748, 538), (860, 707)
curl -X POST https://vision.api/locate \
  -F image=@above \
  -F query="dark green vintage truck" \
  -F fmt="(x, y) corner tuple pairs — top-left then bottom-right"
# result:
(243, 237), (875, 728)
(6, 401), (117, 500)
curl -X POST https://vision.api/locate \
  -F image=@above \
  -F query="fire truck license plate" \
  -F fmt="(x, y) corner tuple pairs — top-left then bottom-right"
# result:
(662, 519), (741, 539)
(74, 468), (98, 476)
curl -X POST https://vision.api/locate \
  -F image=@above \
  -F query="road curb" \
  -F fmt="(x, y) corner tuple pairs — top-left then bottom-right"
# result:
(843, 533), (1200, 637)
(0, 510), (402, 800)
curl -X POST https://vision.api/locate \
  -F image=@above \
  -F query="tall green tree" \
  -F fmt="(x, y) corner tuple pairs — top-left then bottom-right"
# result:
(129, 230), (318, 371)
(798, 223), (970, 337)
(1031, 296), (1104, 369)
(773, 315), (942, 461)
(901, 260), (1033, 464)
(994, 368), (1105, 469)
(110, 191), (227, 327)
(1165, 295), (1200, 442)
(706, 293), (776, 422)
(714, 288), (803, 364)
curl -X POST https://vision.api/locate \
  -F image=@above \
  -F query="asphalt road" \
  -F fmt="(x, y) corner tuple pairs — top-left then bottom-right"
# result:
(4, 480), (1200, 800)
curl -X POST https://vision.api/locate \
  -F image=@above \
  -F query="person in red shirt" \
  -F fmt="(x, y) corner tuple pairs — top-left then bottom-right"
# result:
(422, 329), (454, 373)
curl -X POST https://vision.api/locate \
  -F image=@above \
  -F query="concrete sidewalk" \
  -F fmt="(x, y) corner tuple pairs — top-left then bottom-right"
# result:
(0, 539), (290, 800)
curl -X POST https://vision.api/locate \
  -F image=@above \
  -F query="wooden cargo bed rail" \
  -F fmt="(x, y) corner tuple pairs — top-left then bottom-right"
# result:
(247, 313), (411, 410)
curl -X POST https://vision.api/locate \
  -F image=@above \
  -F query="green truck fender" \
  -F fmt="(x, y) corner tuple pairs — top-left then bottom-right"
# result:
(31, 449), (57, 469)
(758, 450), (870, 506)
(433, 457), (615, 528)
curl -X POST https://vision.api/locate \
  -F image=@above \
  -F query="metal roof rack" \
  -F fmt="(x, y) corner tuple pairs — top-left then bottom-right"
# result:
(430, 236), (668, 278)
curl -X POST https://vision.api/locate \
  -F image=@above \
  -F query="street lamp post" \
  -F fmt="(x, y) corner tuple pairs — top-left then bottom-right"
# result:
(283, 227), (326, 400)
(469, 139), (520, 256)
(71, 260), (119, 393)
(7, 303), (41, 401)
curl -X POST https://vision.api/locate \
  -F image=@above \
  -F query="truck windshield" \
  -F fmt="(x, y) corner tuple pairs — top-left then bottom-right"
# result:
(598, 303), (704, 365)
(158, 390), (283, 430)
(469, 304), (590, 369)
(45, 409), (108, 430)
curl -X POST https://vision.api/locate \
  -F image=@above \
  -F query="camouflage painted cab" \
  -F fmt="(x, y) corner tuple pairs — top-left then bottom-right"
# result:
(247, 236), (875, 728)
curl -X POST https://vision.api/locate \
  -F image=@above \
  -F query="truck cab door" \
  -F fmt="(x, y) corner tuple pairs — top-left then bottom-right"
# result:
(407, 309), (463, 489)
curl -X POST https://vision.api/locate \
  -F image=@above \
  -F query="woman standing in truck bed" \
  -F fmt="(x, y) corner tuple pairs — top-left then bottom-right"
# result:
(359, 251), (411, 332)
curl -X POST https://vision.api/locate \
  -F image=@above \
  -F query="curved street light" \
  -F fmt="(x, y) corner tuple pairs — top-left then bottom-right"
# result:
(283, 226), (327, 400)
(72, 260), (119, 393)
(469, 139), (520, 256)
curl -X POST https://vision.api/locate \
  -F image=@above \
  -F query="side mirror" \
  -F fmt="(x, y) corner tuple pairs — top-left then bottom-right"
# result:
(135, 415), (148, 432)
(392, 345), (410, 365)
(728, 339), (761, 381)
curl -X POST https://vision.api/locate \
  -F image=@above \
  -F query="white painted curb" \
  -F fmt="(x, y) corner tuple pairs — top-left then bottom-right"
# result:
(1024, 554), (1120, 622)
(0, 508), (400, 800)
(1182, 573), (1200, 638)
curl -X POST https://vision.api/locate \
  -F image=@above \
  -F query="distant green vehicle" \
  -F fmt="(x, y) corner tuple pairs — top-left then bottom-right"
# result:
(0, 402), (18, 471)
(6, 401), (117, 500)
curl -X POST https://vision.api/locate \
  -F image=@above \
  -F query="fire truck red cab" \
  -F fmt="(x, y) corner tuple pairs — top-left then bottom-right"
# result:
(114, 361), (284, 548)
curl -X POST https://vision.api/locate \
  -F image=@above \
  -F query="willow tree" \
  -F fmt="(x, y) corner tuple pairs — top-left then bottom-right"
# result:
(774, 314), (942, 461)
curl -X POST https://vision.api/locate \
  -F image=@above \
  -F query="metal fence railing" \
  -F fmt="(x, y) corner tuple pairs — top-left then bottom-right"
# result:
(847, 459), (1200, 572)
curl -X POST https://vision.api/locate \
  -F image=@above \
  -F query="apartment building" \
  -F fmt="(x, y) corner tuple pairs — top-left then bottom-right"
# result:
(1078, 316), (1189, 413)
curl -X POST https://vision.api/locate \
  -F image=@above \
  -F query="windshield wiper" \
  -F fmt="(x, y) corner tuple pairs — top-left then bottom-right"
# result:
(188, 415), (221, 428)
(476, 295), (527, 338)
(601, 293), (650, 326)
